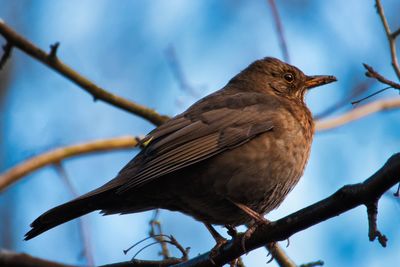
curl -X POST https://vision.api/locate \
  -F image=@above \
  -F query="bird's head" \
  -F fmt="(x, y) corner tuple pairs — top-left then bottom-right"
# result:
(232, 57), (337, 100)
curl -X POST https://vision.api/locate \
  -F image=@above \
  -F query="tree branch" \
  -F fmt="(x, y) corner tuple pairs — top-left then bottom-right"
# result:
(315, 98), (400, 131)
(0, 249), (76, 267)
(375, 0), (400, 80)
(267, 0), (290, 63)
(0, 136), (141, 191)
(0, 20), (169, 126)
(169, 153), (400, 267)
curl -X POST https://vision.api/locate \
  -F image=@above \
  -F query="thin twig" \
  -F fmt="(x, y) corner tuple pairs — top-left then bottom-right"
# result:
(375, 0), (400, 80)
(0, 136), (142, 191)
(314, 63), (400, 131)
(392, 27), (400, 39)
(149, 210), (171, 259)
(266, 243), (296, 267)
(351, 86), (391, 106)
(123, 235), (172, 255)
(165, 45), (200, 97)
(49, 42), (60, 59)
(0, 21), (168, 125)
(124, 235), (188, 266)
(314, 80), (373, 119)
(123, 211), (189, 266)
(0, 41), (12, 70)
(363, 63), (400, 89)
(366, 201), (388, 247)
(132, 241), (166, 260)
(267, 0), (290, 62)
(54, 163), (95, 267)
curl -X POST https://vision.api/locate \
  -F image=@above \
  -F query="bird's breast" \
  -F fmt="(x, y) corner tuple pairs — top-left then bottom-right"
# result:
(206, 109), (314, 213)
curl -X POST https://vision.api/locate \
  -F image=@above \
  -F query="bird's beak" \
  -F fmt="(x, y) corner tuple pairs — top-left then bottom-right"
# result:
(305, 75), (337, 89)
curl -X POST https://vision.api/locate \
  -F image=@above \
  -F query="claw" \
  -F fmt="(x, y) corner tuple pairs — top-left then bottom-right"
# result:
(241, 220), (270, 253)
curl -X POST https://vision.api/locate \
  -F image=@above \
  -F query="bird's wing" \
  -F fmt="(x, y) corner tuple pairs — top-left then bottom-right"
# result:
(114, 92), (277, 194)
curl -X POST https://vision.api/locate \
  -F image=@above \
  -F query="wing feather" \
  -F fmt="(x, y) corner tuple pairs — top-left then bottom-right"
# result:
(115, 92), (277, 194)
(118, 133), (219, 191)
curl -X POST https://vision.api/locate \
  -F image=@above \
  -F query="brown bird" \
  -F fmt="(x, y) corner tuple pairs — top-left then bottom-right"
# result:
(25, 57), (336, 241)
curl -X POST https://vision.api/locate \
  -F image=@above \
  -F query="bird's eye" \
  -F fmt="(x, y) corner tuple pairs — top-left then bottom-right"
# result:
(283, 73), (295, 83)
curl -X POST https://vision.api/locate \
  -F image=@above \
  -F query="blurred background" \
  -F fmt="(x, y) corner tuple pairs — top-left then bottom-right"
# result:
(0, 0), (400, 266)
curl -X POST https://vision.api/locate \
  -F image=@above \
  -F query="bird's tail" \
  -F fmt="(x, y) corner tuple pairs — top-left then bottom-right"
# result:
(24, 193), (104, 240)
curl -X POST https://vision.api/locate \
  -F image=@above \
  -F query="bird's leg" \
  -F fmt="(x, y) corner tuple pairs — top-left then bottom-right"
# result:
(227, 199), (271, 252)
(229, 200), (268, 224)
(204, 223), (227, 254)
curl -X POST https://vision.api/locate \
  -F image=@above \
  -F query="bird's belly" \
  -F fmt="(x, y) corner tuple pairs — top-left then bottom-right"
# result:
(166, 130), (311, 225)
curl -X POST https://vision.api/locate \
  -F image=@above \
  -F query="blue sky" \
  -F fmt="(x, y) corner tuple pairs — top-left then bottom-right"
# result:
(1, 1), (400, 266)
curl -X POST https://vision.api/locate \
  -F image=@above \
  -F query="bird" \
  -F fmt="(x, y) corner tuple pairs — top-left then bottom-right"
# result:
(25, 57), (336, 242)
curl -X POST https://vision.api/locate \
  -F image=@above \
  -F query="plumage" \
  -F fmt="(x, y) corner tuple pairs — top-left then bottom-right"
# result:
(24, 57), (336, 240)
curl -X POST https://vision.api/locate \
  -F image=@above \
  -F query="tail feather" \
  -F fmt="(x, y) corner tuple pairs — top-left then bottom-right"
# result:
(24, 196), (99, 240)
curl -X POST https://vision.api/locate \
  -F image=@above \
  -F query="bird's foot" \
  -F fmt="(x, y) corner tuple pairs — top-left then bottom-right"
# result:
(210, 236), (228, 255)
(209, 236), (228, 266)
(204, 223), (228, 259)
(266, 242), (278, 263)
(241, 219), (271, 253)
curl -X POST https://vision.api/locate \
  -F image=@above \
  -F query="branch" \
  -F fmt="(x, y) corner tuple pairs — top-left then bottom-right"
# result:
(315, 59), (400, 132)
(0, 20), (169, 126)
(165, 45), (200, 98)
(0, 249), (186, 267)
(266, 243), (296, 267)
(267, 0), (290, 62)
(363, 63), (400, 89)
(170, 153), (400, 267)
(0, 41), (12, 70)
(315, 98), (400, 131)
(375, 0), (400, 80)
(0, 136), (141, 191)
(366, 200), (387, 247)
(100, 258), (186, 267)
(0, 249), (76, 267)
